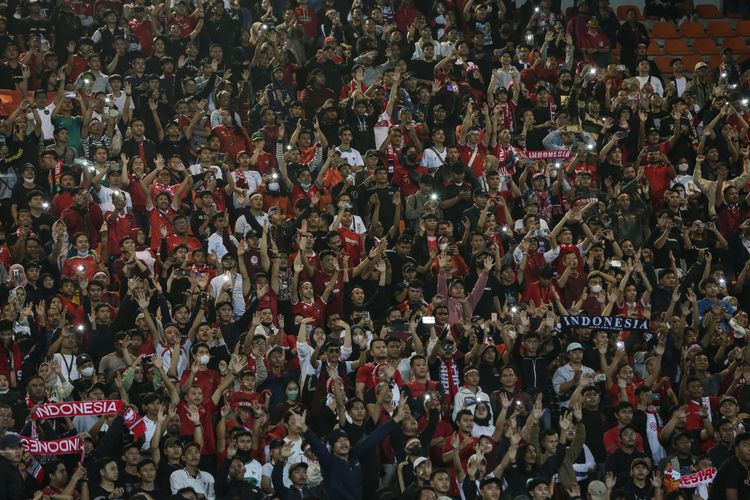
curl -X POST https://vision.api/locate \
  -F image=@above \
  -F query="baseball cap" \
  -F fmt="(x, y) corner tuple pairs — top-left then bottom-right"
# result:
(720, 395), (739, 405)
(76, 353), (93, 366)
(566, 342), (584, 352)
(0, 433), (20, 449)
(413, 456), (429, 469)
(631, 457), (651, 469)
(694, 62), (708, 70)
(251, 131), (264, 142)
(289, 461), (308, 472)
(587, 480), (607, 500)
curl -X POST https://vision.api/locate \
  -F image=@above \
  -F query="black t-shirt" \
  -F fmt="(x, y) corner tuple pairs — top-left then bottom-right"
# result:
(128, 486), (170, 500)
(17, 17), (52, 41)
(411, 59), (437, 81)
(156, 460), (182, 493)
(465, 270), (502, 317)
(605, 448), (648, 488)
(622, 480), (653, 500)
(709, 456), (750, 500)
(496, 281), (522, 308)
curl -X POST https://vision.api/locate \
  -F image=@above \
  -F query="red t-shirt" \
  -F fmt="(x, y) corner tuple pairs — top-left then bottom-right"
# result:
(62, 255), (98, 280)
(147, 205), (177, 250)
(603, 426), (645, 454)
(179, 368), (221, 403)
(178, 399), (217, 455)
(291, 298), (326, 327)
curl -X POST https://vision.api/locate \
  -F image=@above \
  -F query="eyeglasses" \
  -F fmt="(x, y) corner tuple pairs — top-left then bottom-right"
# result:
(328, 348), (341, 353)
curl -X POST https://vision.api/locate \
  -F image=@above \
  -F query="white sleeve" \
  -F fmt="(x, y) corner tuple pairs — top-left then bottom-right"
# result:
(543, 247), (560, 263)
(341, 346), (353, 361)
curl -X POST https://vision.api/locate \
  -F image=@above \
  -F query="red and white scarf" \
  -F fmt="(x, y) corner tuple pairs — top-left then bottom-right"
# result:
(32, 399), (146, 440)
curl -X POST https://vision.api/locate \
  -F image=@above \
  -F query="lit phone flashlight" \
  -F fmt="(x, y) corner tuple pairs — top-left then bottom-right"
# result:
(271, 173), (279, 179)
(77, 265), (85, 272)
(510, 306), (519, 314)
(430, 193), (439, 201)
(616, 341), (625, 351)
(42, 202), (49, 209)
(77, 325), (84, 332)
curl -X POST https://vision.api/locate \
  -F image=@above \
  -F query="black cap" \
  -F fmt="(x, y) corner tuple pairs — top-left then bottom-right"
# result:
(76, 353), (93, 366)
(0, 433), (21, 450)
(327, 429), (349, 447)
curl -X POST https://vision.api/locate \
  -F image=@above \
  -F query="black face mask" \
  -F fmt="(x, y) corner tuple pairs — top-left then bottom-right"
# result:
(406, 154), (418, 163)
(407, 445), (423, 455)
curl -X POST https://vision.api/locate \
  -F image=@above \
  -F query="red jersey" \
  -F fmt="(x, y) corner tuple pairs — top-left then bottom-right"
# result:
(166, 234), (202, 254)
(458, 143), (488, 178)
(178, 399), (217, 455)
(338, 228), (363, 268)
(312, 269), (344, 316)
(179, 368), (221, 403)
(294, 6), (318, 39)
(103, 211), (137, 257)
(392, 164), (428, 197)
(62, 255), (98, 281)
(147, 206), (177, 250)
(213, 124), (253, 163)
(603, 426), (645, 454)
(291, 298), (326, 327)
(129, 19), (154, 56)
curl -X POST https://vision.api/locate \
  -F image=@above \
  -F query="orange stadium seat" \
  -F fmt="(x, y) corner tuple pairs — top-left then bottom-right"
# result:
(724, 37), (750, 54)
(664, 39), (693, 56)
(616, 5), (643, 20)
(736, 20), (750, 37)
(693, 38), (720, 55)
(647, 40), (663, 56)
(707, 21), (734, 38)
(652, 22), (681, 39)
(679, 22), (707, 39)
(655, 57), (675, 76)
(707, 54), (722, 69)
(682, 55), (705, 73)
(695, 4), (723, 19)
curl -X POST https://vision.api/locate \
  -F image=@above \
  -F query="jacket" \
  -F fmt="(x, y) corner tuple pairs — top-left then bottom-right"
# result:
(0, 455), (23, 500)
(304, 419), (397, 500)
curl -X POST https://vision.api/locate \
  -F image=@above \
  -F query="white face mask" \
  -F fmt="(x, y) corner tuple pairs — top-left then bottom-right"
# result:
(439, 243), (448, 251)
(677, 163), (689, 172)
(199, 354), (210, 365)
(300, 182), (312, 190)
(590, 284), (602, 293)
(80, 367), (94, 377)
(267, 181), (280, 191)
(23, 175), (35, 183)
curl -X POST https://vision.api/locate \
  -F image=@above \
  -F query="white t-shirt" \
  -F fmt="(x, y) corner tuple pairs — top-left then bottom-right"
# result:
(337, 146), (364, 167)
(27, 101), (57, 141)
(95, 185), (133, 213)
(421, 146), (447, 170)
(636, 75), (664, 96)
(207, 232), (238, 261)
(189, 164), (224, 181)
(210, 272), (245, 318)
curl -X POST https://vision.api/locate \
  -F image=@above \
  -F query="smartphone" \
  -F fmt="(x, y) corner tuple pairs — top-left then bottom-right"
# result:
(594, 373), (606, 382)
(177, 269), (190, 277)
(12, 269), (20, 280)
(422, 316), (436, 325)
(217, 152), (227, 162)
(610, 260), (622, 268)
(446, 84), (456, 92)
(360, 311), (370, 320)
(491, 312), (498, 322)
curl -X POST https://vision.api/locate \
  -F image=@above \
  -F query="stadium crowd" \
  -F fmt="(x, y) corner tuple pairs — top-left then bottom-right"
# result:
(0, 0), (750, 499)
